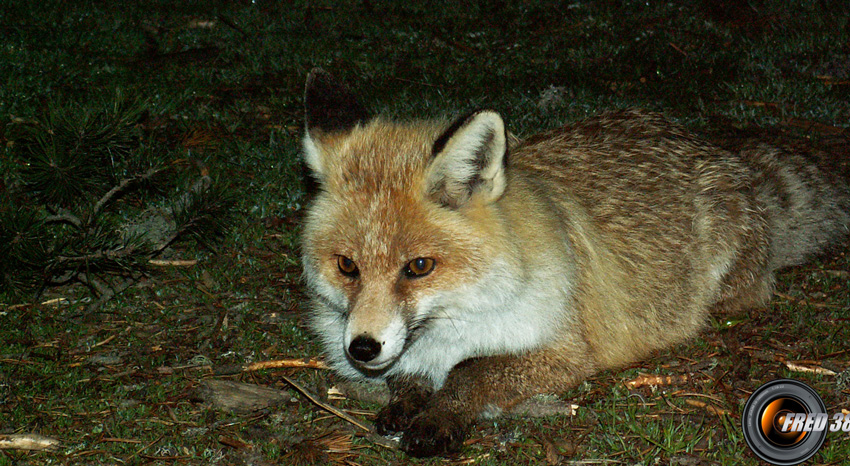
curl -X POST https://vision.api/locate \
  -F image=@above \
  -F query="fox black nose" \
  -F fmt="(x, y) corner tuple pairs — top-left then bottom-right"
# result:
(348, 335), (381, 362)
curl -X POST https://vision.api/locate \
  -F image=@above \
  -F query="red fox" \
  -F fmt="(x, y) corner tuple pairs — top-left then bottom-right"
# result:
(300, 69), (850, 457)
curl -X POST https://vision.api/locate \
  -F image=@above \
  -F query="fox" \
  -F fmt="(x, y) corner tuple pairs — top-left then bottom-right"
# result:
(299, 68), (850, 457)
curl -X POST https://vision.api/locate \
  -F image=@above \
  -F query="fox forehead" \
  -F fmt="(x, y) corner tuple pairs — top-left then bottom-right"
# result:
(317, 118), (446, 194)
(314, 189), (444, 264)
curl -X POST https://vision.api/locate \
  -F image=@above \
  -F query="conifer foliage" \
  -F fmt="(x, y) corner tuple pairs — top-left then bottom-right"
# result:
(1, 92), (235, 311)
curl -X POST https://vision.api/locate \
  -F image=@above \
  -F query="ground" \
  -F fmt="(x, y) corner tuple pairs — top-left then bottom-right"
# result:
(1, 1), (849, 465)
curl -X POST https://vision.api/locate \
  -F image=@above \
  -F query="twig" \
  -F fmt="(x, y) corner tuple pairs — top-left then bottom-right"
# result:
(217, 14), (249, 38)
(816, 76), (850, 85)
(148, 259), (198, 267)
(783, 117), (848, 136)
(218, 435), (251, 449)
(80, 273), (141, 314)
(560, 460), (625, 464)
(92, 334), (116, 349)
(783, 361), (837, 376)
(667, 41), (688, 57)
(675, 392), (724, 404)
(41, 297), (70, 306)
(624, 373), (689, 389)
(0, 433), (61, 452)
(56, 245), (139, 264)
(44, 209), (83, 228)
(281, 375), (372, 433)
(93, 166), (167, 216)
(391, 77), (451, 89)
(825, 269), (850, 279)
(125, 433), (166, 463)
(215, 358), (328, 375)
(685, 399), (729, 416)
(100, 437), (142, 444)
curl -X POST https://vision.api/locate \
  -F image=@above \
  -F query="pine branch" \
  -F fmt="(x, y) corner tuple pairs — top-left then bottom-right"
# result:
(4, 94), (236, 310)
(47, 270), (77, 286)
(44, 208), (83, 228)
(55, 245), (140, 264)
(92, 165), (168, 216)
(162, 160), (234, 251)
(169, 184), (234, 250)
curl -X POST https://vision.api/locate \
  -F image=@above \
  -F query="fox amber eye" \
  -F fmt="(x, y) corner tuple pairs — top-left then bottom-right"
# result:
(337, 255), (359, 277)
(404, 257), (436, 278)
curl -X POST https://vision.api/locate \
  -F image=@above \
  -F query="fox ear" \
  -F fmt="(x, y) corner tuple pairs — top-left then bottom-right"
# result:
(426, 110), (508, 208)
(303, 68), (370, 177)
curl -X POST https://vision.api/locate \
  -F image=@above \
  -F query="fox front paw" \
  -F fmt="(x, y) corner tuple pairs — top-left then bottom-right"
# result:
(401, 410), (468, 458)
(376, 382), (431, 436)
(375, 399), (417, 435)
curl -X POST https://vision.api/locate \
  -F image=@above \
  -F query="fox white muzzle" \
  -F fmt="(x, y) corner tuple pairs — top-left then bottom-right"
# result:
(344, 317), (406, 371)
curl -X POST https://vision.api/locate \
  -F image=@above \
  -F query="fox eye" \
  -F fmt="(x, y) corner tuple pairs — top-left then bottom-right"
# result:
(337, 255), (359, 278)
(404, 257), (436, 278)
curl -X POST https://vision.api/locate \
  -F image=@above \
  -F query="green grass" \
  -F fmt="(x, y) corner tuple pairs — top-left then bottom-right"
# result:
(2, 0), (849, 464)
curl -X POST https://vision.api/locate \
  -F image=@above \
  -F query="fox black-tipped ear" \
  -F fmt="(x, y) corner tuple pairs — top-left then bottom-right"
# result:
(426, 110), (508, 208)
(304, 68), (369, 134)
(303, 68), (370, 177)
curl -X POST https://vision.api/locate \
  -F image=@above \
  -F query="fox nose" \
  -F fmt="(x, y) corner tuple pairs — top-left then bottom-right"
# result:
(348, 335), (382, 362)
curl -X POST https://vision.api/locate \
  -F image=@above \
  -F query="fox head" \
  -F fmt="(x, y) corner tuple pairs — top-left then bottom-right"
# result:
(300, 69), (511, 382)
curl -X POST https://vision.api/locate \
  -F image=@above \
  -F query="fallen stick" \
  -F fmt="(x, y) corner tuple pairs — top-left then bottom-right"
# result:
(214, 358), (328, 375)
(197, 378), (371, 433)
(0, 433), (61, 452)
(148, 259), (199, 267)
(282, 375), (372, 433)
(685, 399), (729, 416)
(783, 361), (837, 376)
(624, 374), (689, 389)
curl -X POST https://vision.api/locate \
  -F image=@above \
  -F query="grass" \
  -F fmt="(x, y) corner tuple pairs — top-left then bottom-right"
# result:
(1, 0), (849, 464)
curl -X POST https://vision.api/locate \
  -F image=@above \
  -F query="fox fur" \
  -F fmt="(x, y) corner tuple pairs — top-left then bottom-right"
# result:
(299, 68), (850, 457)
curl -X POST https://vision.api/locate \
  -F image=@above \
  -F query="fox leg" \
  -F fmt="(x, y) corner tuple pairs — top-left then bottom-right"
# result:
(401, 347), (596, 457)
(712, 271), (775, 315)
(375, 375), (433, 435)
